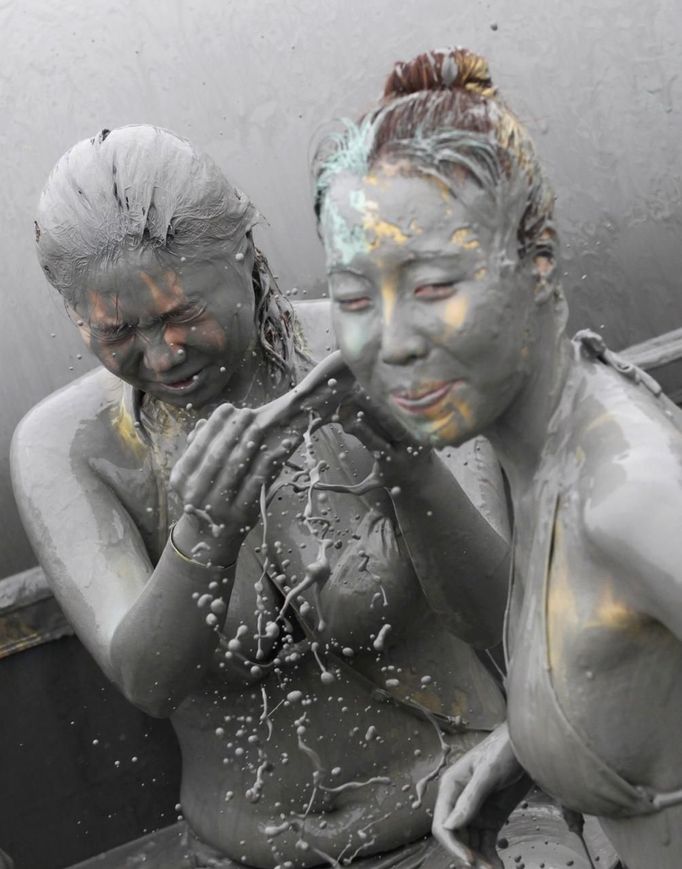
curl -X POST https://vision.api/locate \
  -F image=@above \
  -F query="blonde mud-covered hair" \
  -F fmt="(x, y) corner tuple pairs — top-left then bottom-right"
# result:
(36, 125), (299, 384)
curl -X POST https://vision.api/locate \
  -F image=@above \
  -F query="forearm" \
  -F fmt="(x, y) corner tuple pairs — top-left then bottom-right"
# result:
(387, 452), (509, 647)
(110, 514), (240, 716)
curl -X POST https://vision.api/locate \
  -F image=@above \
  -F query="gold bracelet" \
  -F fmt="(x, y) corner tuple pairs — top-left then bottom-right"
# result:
(168, 524), (238, 571)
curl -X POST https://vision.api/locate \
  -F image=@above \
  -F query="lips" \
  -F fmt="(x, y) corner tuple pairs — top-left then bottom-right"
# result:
(158, 368), (204, 392)
(390, 380), (459, 413)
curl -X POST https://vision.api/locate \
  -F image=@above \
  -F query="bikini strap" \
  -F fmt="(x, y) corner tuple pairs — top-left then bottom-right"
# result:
(574, 329), (663, 398)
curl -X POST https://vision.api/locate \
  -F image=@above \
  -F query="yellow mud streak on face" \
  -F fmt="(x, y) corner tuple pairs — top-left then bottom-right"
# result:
(451, 227), (480, 250)
(421, 396), (473, 444)
(362, 211), (408, 249)
(451, 397), (472, 424)
(380, 277), (397, 325)
(547, 519), (579, 672)
(443, 296), (468, 330)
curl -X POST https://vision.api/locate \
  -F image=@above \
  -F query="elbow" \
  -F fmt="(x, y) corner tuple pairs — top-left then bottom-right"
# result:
(115, 668), (180, 718)
(122, 683), (179, 719)
(109, 637), (181, 718)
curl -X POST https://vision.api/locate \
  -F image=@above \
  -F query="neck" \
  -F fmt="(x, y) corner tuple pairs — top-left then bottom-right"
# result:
(485, 308), (572, 504)
(217, 346), (282, 410)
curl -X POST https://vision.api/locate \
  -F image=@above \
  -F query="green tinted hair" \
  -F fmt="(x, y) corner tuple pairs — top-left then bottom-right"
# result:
(314, 48), (556, 261)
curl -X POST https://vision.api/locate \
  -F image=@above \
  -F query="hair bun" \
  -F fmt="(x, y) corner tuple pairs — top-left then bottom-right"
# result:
(383, 48), (495, 100)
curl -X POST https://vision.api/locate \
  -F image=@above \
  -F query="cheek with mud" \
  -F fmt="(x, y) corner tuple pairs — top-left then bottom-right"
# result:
(186, 318), (229, 354)
(80, 329), (125, 375)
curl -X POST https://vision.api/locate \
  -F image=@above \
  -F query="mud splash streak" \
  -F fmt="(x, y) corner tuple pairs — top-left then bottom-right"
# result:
(411, 705), (452, 809)
(260, 686), (273, 742)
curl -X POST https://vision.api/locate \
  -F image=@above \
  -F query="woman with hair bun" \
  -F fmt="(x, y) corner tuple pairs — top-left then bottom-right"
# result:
(315, 47), (682, 869)
(12, 124), (523, 867)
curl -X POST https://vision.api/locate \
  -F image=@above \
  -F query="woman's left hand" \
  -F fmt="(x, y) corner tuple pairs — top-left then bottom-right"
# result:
(337, 391), (434, 485)
(171, 403), (301, 549)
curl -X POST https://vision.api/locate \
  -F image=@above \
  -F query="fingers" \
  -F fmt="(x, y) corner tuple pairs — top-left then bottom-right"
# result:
(257, 350), (352, 431)
(433, 756), (473, 836)
(444, 758), (499, 831)
(206, 428), (301, 526)
(171, 406), (256, 505)
(432, 823), (477, 867)
(433, 824), (494, 869)
(477, 829), (504, 869)
(227, 431), (302, 516)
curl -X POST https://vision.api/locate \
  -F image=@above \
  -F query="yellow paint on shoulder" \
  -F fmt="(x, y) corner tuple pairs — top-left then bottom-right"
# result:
(451, 227), (480, 250)
(443, 296), (468, 330)
(583, 412), (613, 435)
(113, 401), (145, 458)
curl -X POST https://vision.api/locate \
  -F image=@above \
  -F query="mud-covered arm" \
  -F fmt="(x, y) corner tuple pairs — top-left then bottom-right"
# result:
(10, 410), (240, 718)
(385, 448), (509, 648)
(584, 454), (682, 641)
(341, 403), (509, 647)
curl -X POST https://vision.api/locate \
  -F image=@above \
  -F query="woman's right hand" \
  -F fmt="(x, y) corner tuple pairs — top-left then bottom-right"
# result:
(433, 723), (526, 869)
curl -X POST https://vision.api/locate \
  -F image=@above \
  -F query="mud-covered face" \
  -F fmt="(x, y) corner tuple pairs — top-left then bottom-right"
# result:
(70, 244), (258, 408)
(321, 165), (538, 447)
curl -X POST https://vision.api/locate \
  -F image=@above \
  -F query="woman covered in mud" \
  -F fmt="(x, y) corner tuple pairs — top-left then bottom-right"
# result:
(314, 47), (682, 869)
(11, 125), (517, 868)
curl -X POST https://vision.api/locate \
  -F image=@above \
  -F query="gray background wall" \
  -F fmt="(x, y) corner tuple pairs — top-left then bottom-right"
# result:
(1, 0), (681, 579)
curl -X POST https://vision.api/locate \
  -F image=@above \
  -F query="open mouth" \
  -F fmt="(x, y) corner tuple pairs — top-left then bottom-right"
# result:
(390, 380), (460, 413)
(159, 368), (204, 392)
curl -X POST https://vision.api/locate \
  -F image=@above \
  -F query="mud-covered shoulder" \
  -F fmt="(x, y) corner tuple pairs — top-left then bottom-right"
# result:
(570, 358), (682, 492)
(569, 361), (682, 626)
(10, 367), (131, 510)
(12, 366), (126, 467)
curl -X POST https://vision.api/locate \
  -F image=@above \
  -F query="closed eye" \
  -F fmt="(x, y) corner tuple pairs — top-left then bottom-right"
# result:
(336, 297), (372, 312)
(414, 283), (456, 301)
(89, 323), (134, 344)
(163, 302), (207, 325)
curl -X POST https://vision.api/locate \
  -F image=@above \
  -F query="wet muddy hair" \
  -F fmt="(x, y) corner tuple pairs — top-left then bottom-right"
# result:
(314, 48), (556, 262)
(36, 125), (298, 383)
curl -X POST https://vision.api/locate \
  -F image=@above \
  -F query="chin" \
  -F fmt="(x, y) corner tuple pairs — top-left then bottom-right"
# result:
(393, 407), (481, 450)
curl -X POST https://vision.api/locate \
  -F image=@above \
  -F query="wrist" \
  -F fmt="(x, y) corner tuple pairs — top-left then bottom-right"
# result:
(171, 514), (243, 567)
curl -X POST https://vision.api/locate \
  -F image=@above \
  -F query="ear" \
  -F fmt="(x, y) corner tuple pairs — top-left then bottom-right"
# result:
(532, 253), (556, 304)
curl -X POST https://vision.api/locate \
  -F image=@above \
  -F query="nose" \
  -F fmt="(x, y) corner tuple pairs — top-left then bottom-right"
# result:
(141, 326), (184, 374)
(380, 314), (428, 366)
